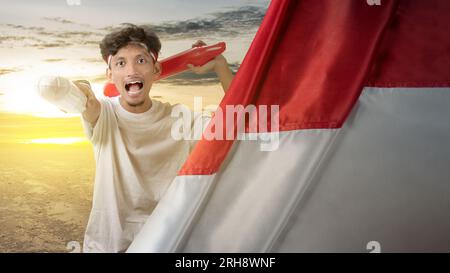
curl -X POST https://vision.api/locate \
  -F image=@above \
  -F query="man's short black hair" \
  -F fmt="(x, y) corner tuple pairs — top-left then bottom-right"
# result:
(99, 23), (161, 63)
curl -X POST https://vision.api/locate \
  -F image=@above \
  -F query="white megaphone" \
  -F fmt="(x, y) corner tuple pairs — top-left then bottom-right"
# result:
(37, 76), (88, 113)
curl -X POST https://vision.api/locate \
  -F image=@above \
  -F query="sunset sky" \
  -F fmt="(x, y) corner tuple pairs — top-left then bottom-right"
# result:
(1, 1), (268, 252)
(0, 0), (268, 115)
(0, 0), (268, 144)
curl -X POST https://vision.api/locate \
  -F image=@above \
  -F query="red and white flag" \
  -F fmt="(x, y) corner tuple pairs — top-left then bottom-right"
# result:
(128, 0), (450, 252)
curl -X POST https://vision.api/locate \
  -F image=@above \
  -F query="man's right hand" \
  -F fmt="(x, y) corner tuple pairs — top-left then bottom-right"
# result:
(73, 80), (100, 127)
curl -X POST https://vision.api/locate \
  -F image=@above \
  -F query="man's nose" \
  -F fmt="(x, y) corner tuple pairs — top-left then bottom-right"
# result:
(125, 62), (139, 76)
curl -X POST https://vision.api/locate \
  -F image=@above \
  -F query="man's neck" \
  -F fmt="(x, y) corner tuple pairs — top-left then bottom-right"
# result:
(119, 97), (152, 113)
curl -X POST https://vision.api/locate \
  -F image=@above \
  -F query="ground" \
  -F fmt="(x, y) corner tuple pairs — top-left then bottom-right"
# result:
(0, 142), (94, 253)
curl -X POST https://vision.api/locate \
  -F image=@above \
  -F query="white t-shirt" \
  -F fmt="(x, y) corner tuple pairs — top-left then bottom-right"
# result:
(81, 97), (205, 253)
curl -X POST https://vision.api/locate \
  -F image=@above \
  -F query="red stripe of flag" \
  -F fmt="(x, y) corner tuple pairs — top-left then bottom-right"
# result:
(179, 0), (450, 176)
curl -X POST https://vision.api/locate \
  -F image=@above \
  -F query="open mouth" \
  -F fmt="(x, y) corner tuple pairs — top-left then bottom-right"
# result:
(124, 80), (144, 95)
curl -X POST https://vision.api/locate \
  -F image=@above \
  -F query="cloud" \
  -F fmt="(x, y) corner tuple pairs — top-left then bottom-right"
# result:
(0, 68), (19, 75)
(43, 17), (76, 25)
(0, 35), (51, 49)
(240, 0), (270, 5)
(41, 17), (92, 28)
(43, 58), (65, 62)
(104, 6), (266, 40)
(1, 28), (103, 48)
(52, 31), (103, 39)
(97, 26), (116, 32)
(4, 23), (25, 29)
(0, 24), (84, 48)
(81, 58), (104, 63)
(36, 31), (54, 36)
(0, 36), (28, 41)
(32, 42), (72, 48)
(1, 6), (265, 49)
(3, 24), (45, 31)
(210, 6), (266, 29)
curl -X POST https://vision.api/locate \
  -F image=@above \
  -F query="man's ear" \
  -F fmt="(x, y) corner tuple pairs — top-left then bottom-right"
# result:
(153, 62), (162, 77)
(106, 68), (112, 82)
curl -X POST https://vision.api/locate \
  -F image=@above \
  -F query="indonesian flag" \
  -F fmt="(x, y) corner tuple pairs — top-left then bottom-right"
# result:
(128, 0), (450, 252)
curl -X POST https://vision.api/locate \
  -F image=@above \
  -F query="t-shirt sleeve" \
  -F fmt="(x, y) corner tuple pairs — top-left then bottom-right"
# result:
(81, 99), (108, 145)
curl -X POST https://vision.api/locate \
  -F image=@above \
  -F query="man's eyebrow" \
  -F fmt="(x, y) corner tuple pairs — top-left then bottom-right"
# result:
(136, 52), (151, 59)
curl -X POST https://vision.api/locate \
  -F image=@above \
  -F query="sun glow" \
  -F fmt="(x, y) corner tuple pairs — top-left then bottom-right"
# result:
(24, 137), (87, 145)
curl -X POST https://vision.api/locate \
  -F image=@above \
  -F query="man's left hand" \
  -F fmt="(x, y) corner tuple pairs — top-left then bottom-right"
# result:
(187, 40), (228, 74)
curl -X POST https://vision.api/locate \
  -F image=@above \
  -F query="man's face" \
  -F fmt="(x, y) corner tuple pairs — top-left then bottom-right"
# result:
(107, 44), (160, 108)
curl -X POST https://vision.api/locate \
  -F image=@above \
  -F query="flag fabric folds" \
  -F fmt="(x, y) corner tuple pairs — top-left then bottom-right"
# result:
(128, 0), (450, 252)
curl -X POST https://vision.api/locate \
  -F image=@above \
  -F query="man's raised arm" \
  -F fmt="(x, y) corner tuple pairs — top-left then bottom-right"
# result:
(187, 40), (235, 93)
(73, 80), (101, 127)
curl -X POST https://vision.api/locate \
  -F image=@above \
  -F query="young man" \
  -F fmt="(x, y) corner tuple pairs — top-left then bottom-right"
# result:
(74, 24), (234, 252)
